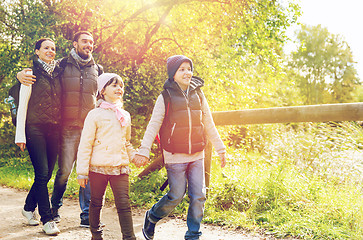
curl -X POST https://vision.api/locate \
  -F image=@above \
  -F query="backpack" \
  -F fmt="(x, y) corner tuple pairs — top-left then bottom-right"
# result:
(7, 82), (21, 126)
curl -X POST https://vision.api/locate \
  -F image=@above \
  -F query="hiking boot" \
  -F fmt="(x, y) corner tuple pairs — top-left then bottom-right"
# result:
(142, 211), (156, 240)
(80, 218), (105, 228)
(51, 208), (61, 223)
(22, 209), (40, 226)
(80, 218), (90, 228)
(43, 221), (60, 235)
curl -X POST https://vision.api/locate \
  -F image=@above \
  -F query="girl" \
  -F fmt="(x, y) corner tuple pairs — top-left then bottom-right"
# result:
(14, 38), (62, 235)
(76, 73), (137, 240)
(134, 55), (227, 240)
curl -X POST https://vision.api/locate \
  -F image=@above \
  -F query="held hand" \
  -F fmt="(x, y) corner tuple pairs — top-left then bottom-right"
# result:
(16, 143), (26, 152)
(77, 178), (88, 188)
(133, 154), (149, 168)
(218, 152), (227, 168)
(17, 68), (36, 86)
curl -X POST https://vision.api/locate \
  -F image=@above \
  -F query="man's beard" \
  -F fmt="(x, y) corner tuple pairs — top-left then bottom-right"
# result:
(77, 49), (91, 59)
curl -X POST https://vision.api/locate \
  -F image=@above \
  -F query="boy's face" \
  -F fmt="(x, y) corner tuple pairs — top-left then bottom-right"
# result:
(73, 34), (94, 59)
(174, 61), (192, 91)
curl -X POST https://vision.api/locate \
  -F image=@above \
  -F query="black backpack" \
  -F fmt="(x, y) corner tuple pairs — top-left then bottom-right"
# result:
(7, 82), (21, 126)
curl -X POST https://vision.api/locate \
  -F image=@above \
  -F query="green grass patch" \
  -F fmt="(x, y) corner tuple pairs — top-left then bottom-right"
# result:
(1, 122), (363, 239)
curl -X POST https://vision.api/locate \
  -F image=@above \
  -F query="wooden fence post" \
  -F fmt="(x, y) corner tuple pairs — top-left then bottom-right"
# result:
(138, 155), (164, 178)
(204, 141), (213, 193)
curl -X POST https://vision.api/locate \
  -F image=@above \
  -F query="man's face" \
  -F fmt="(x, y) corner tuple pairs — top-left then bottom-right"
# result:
(73, 34), (94, 59)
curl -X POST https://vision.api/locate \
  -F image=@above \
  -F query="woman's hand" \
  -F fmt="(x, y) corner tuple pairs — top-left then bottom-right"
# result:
(17, 68), (36, 86)
(77, 178), (88, 188)
(16, 143), (26, 152)
(133, 154), (149, 168)
(218, 152), (227, 168)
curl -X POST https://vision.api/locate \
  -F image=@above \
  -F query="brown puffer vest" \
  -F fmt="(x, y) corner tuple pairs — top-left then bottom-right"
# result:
(59, 55), (102, 127)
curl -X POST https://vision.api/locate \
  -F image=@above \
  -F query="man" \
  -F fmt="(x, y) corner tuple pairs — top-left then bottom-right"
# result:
(17, 31), (103, 227)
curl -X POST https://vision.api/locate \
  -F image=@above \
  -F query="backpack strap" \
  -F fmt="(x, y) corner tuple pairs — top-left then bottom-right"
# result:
(161, 89), (171, 118)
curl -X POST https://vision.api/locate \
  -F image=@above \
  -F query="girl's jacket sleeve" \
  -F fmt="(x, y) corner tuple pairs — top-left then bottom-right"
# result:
(125, 113), (136, 161)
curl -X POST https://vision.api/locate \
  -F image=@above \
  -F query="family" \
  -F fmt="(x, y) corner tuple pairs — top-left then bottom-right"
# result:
(13, 31), (227, 240)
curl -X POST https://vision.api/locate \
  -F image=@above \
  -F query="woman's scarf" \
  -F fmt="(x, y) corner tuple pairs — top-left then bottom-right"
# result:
(99, 101), (127, 127)
(37, 58), (56, 75)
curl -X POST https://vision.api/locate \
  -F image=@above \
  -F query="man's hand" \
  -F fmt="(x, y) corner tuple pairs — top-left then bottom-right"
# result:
(17, 68), (36, 86)
(16, 143), (26, 152)
(133, 154), (149, 168)
(218, 152), (227, 168)
(77, 178), (88, 188)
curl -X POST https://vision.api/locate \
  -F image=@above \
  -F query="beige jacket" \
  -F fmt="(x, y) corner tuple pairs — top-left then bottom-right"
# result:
(76, 102), (135, 176)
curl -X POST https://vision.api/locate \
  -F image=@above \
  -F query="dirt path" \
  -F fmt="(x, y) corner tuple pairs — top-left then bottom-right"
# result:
(0, 186), (282, 240)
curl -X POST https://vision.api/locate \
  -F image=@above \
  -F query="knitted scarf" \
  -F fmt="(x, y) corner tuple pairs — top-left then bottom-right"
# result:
(37, 58), (56, 75)
(70, 48), (92, 66)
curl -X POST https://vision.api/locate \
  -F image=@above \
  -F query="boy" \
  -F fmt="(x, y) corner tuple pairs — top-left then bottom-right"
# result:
(134, 55), (227, 240)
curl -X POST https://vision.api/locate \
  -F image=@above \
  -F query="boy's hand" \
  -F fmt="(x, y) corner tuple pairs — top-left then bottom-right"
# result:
(133, 154), (149, 168)
(77, 178), (88, 188)
(218, 152), (227, 168)
(17, 68), (36, 86)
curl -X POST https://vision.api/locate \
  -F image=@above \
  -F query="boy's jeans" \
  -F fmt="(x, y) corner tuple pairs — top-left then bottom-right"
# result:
(51, 126), (90, 221)
(149, 159), (206, 240)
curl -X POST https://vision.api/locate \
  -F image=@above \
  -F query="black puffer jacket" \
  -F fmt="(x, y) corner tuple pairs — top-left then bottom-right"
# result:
(60, 54), (102, 127)
(26, 59), (62, 125)
(159, 77), (206, 154)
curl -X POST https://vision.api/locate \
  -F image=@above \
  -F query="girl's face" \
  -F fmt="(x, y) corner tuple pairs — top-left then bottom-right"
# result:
(102, 79), (124, 103)
(35, 40), (56, 63)
(174, 61), (192, 91)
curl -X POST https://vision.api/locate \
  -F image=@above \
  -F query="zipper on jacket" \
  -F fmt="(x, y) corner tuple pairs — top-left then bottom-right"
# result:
(78, 71), (84, 120)
(180, 87), (192, 154)
(168, 123), (176, 144)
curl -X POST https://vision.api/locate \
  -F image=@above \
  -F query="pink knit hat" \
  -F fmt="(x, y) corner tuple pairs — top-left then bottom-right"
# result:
(97, 73), (122, 93)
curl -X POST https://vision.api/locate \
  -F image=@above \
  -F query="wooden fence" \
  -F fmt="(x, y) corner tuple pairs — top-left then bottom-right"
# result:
(138, 102), (363, 188)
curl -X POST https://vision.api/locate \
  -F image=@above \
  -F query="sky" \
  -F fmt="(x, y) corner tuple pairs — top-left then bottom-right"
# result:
(285, 0), (363, 79)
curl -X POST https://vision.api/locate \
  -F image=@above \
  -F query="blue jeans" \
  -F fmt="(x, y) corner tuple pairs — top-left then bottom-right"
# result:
(51, 126), (90, 221)
(149, 159), (206, 240)
(24, 124), (60, 224)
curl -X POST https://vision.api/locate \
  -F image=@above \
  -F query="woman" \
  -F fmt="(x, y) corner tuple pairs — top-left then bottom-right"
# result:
(14, 38), (62, 235)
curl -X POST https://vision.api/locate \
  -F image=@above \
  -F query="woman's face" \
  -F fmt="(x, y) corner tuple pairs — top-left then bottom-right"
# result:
(35, 40), (56, 63)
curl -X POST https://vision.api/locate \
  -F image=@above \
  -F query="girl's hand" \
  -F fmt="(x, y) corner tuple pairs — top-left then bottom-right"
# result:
(16, 143), (26, 152)
(133, 154), (149, 168)
(218, 152), (227, 168)
(77, 178), (88, 188)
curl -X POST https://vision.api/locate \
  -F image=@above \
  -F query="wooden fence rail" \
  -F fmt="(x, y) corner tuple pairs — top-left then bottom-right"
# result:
(138, 102), (363, 188)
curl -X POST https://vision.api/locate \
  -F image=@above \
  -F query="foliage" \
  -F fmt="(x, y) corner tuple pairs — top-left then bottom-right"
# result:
(289, 24), (361, 105)
(0, 0), (301, 148)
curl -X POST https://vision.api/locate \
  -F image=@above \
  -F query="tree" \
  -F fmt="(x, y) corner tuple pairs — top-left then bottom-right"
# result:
(0, 0), (300, 149)
(290, 24), (360, 104)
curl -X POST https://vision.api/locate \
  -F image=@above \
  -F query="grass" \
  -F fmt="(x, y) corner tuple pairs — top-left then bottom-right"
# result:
(1, 122), (363, 239)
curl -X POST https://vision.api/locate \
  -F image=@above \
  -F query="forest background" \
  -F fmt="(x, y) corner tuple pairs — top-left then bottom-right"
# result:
(1, 0), (363, 239)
